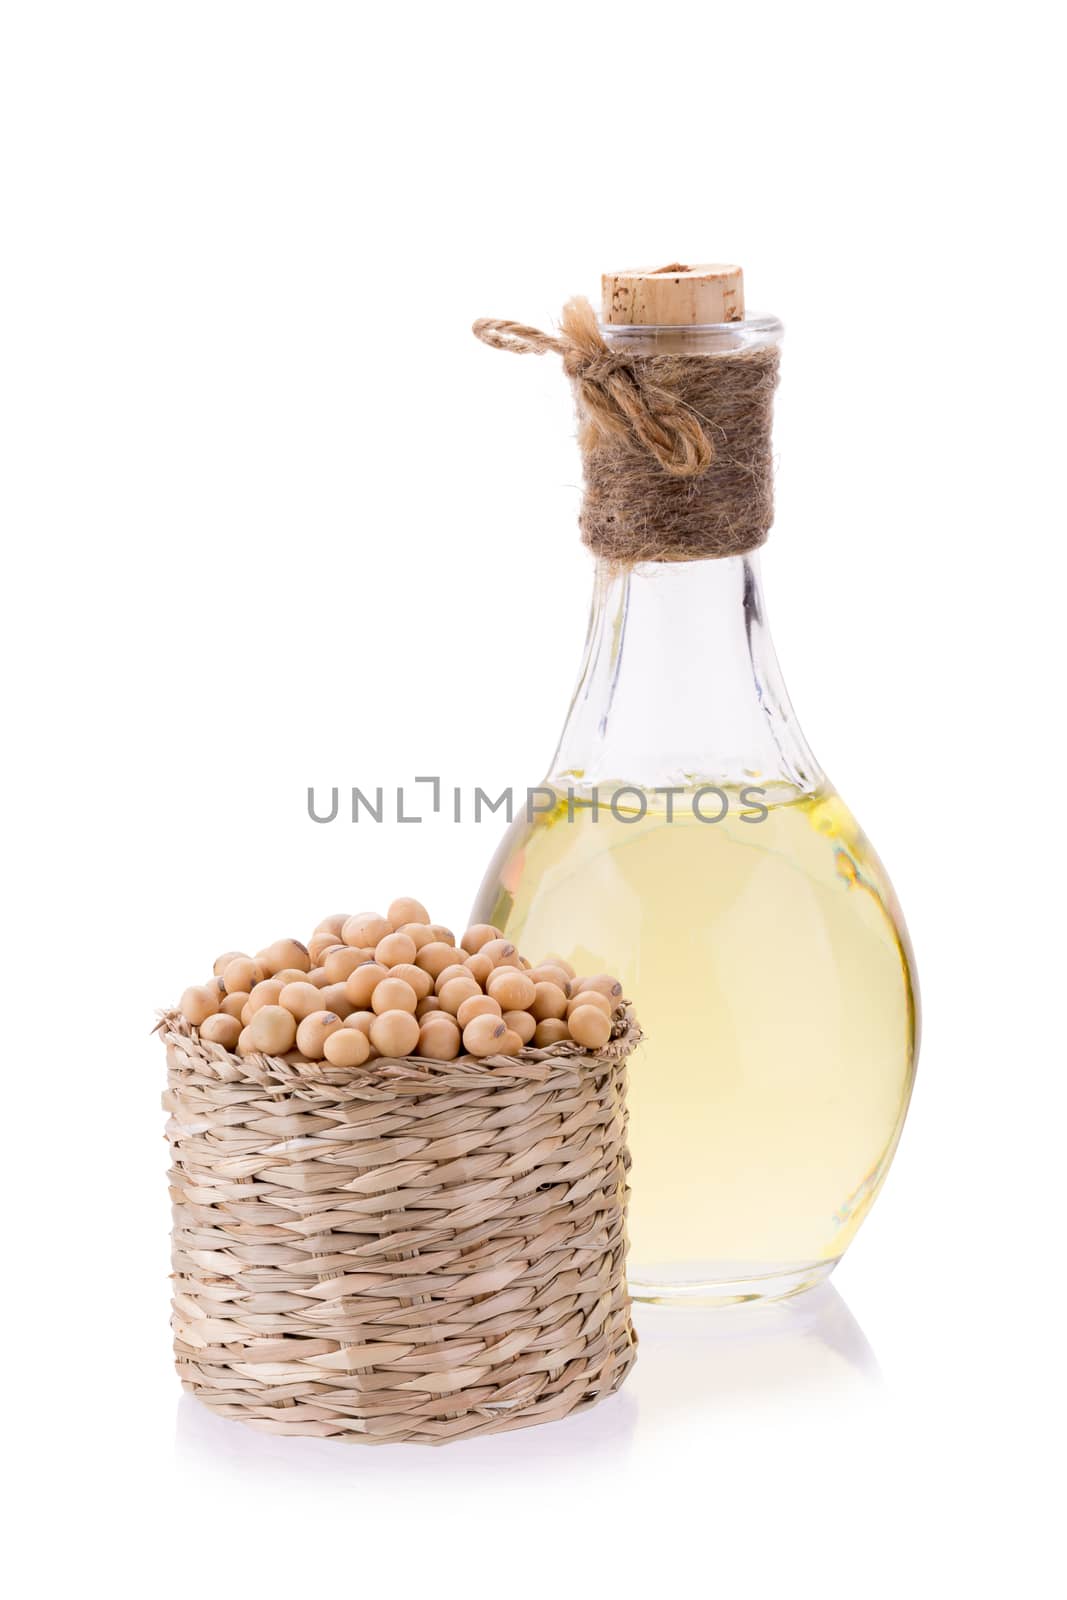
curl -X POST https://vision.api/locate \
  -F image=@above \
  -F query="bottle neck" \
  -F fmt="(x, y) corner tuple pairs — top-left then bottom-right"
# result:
(548, 554), (821, 795)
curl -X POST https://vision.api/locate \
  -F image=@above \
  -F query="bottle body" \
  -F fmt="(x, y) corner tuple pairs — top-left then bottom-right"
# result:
(471, 553), (918, 1303)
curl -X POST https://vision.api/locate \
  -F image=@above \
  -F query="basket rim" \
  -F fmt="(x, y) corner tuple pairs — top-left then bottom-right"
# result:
(158, 1005), (642, 1091)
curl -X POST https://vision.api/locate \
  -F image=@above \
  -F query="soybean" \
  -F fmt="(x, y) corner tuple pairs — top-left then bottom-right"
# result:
(344, 963), (389, 1008)
(462, 1013), (508, 1057)
(200, 1013), (241, 1049)
(371, 977), (419, 1016)
(323, 1027), (371, 1067)
(529, 981), (568, 1021)
(342, 912), (393, 949)
(212, 950), (247, 978)
(324, 946), (375, 984)
(416, 942), (464, 980)
(248, 1005), (297, 1055)
(388, 896), (430, 927)
(533, 1018), (570, 1048)
(486, 968), (536, 1011)
(376, 932), (418, 969)
(389, 962), (433, 1000)
(263, 939), (311, 976)
(416, 1016), (462, 1060)
(438, 976), (481, 1016)
(223, 957), (265, 995)
(295, 1010), (344, 1060)
(568, 1005), (612, 1050)
(278, 981), (324, 1021)
(180, 985), (220, 1026)
(370, 1009), (420, 1058)
(456, 994), (502, 1028)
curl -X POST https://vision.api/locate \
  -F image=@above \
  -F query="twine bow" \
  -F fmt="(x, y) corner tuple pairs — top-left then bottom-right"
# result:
(473, 296), (713, 477)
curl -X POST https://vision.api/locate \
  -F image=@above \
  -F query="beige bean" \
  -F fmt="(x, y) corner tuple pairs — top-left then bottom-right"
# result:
(262, 939), (311, 976)
(529, 981), (568, 1021)
(461, 924), (502, 954)
(573, 973), (623, 1000)
(456, 994), (502, 1028)
(319, 983), (354, 1019)
(295, 1010), (344, 1060)
(480, 938), (518, 967)
(341, 912), (393, 949)
(533, 1019), (570, 1047)
(324, 1027), (371, 1067)
(200, 1013), (241, 1050)
(502, 1009), (537, 1045)
(388, 896), (430, 927)
(438, 976), (481, 1016)
(342, 1010), (376, 1038)
(464, 952), (494, 986)
(344, 963), (389, 1008)
(371, 977), (418, 1015)
(223, 957), (265, 995)
(273, 968), (310, 986)
(486, 968), (536, 1011)
(180, 985), (220, 1026)
(370, 1009), (420, 1057)
(247, 1005), (298, 1054)
(416, 942), (465, 980)
(462, 1014), (507, 1057)
(529, 964), (573, 993)
(241, 979), (285, 1024)
(221, 991), (250, 1019)
(324, 946), (375, 984)
(375, 932), (418, 968)
(277, 981), (324, 1021)
(389, 962), (433, 1000)
(568, 1005), (612, 1050)
(416, 1016), (462, 1060)
(212, 950), (247, 978)
(566, 989), (612, 1021)
(308, 930), (342, 964)
(434, 963), (472, 994)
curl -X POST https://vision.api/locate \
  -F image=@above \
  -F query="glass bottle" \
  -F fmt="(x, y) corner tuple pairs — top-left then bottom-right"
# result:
(471, 270), (919, 1305)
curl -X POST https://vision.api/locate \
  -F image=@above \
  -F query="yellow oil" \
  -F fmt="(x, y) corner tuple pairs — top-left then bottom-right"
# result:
(473, 785), (918, 1299)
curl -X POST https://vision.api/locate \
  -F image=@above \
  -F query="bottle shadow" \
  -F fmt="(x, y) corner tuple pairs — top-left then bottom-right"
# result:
(174, 1283), (876, 1486)
(628, 1282), (881, 1425)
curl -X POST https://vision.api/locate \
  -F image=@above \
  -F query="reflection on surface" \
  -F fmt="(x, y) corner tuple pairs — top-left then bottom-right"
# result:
(175, 1285), (877, 1484)
(174, 1354), (640, 1486)
(629, 1283), (880, 1423)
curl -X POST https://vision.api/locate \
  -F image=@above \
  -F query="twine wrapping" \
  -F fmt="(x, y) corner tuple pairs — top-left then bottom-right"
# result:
(162, 1008), (641, 1444)
(473, 296), (779, 563)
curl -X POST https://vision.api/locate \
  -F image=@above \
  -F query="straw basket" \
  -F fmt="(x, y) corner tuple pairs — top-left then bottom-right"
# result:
(161, 1008), (640, 1444)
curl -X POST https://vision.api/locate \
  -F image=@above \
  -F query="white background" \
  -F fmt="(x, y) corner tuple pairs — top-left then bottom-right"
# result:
(3, 3), (1064, 1595)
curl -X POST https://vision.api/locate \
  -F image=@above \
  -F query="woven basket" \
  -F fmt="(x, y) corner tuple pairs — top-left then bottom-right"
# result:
(161, 1007), (640, 1444)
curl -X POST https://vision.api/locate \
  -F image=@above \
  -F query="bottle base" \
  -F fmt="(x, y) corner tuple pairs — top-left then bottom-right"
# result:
(627, 1256), (839, 1307)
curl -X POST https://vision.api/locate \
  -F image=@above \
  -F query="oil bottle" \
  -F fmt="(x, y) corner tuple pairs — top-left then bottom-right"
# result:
(471, 264), (919, 1304)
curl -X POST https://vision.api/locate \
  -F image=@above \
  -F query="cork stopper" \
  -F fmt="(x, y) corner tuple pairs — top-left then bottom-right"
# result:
(602, 262), (744, 326)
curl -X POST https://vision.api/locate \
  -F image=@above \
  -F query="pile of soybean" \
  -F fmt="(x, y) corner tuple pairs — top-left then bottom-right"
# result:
(177, 896), (624, 1068)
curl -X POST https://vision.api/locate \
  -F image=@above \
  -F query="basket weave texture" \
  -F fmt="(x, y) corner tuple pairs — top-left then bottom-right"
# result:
(162, 1008), (640, 1444)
